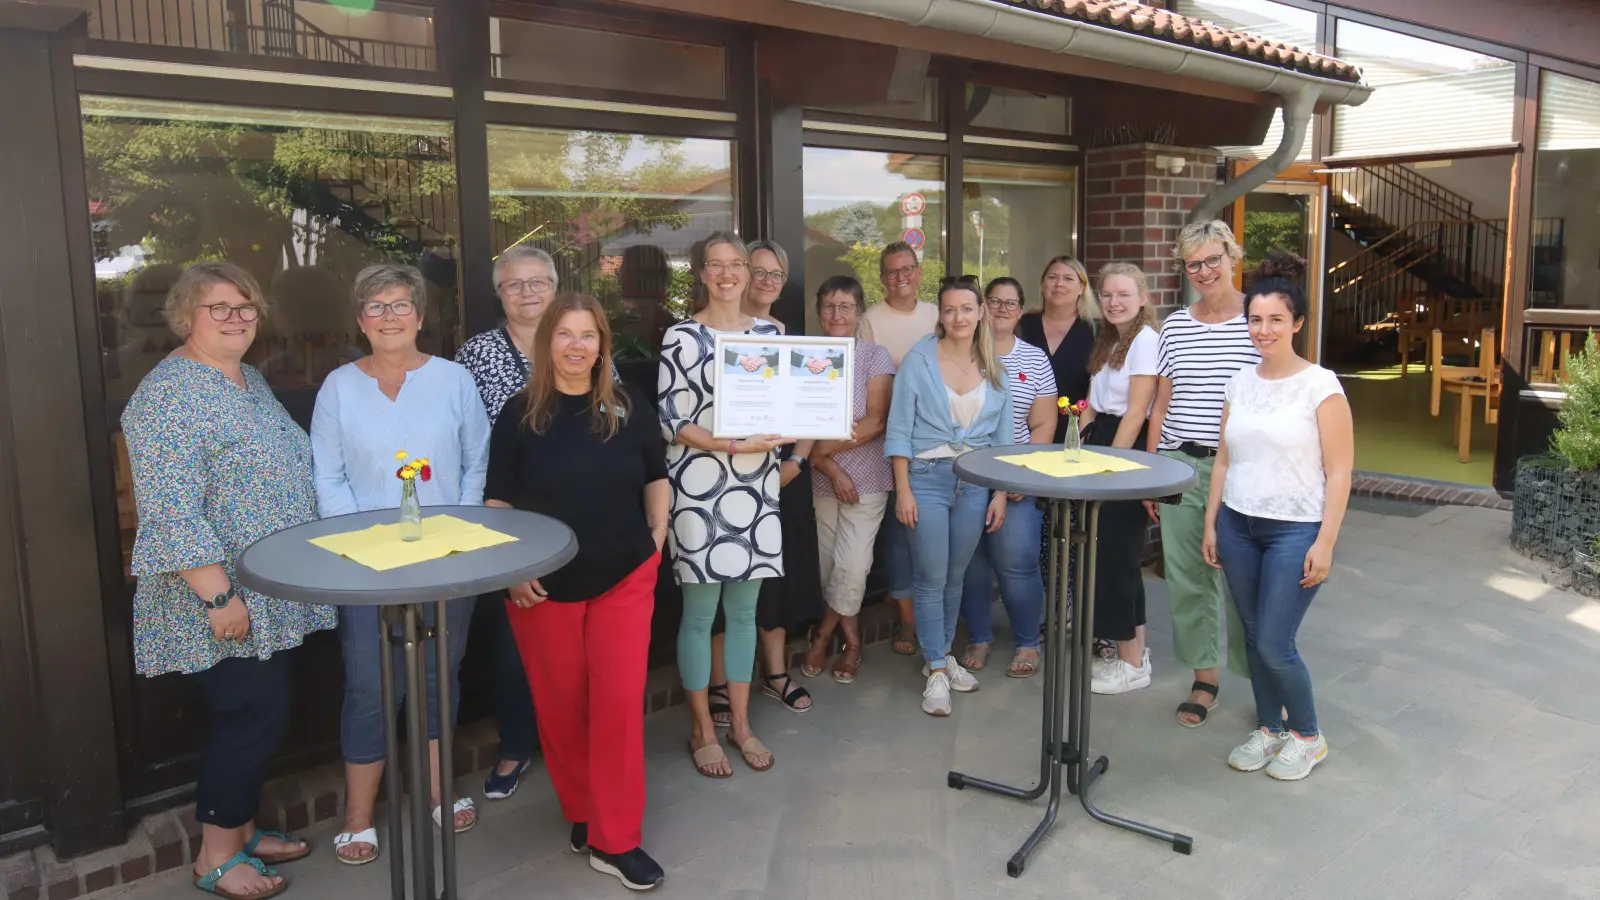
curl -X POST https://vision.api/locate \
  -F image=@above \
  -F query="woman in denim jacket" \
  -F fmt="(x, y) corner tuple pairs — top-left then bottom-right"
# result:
(885, 276), (1014, 716)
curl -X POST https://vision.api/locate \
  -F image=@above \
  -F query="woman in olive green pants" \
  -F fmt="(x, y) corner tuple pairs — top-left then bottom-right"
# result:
(1145, 221), (1258, 727)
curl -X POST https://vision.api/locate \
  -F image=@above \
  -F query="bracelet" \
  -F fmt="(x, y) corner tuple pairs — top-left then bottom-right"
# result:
(729, 439), (738, 455)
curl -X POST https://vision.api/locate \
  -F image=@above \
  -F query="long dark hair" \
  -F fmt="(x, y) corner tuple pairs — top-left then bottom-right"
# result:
(520, 292), (629, 441)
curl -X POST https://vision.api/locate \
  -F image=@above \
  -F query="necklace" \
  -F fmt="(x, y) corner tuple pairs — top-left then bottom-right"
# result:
(939, 345), (978, 372)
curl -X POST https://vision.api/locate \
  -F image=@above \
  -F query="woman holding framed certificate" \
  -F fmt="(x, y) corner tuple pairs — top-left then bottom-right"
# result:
(658, 232), (793, 778)
(885, 276), (1013, 717)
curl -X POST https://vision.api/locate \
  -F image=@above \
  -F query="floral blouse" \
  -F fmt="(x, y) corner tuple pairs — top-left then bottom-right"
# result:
(121, 358), (336, 676)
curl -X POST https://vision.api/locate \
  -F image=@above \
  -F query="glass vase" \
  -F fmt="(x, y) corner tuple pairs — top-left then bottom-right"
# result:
(399, 477), (422, 542)
(1062, 418), (1082, 462)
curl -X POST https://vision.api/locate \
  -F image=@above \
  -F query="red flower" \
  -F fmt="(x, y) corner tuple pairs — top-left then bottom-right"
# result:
(396, 465), (406, 479)
(1018, 372), (1026, 382)
(419, 464), (432, 482)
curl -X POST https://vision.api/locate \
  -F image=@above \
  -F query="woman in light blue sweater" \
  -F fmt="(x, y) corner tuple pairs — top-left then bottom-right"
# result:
(310, 264), (490, 865)
(885, 275), (1013, 717)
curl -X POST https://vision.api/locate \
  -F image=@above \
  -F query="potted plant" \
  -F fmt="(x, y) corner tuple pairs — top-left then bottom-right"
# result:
(1512, 333), (1600, 583)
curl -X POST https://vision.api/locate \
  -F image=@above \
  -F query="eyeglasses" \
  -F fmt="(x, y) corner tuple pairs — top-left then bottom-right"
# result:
(883, 264), (920, 281)
(751, 267), (786, 285)
(1183, 254), (1226, 274)
(361, 299), (417, 319)
(821, 302), (858, 317)
(498, 277), (555, 297)
(704, 260), (747, 276)
(985, 297), (1022, 311)
(200, 303), (260, 323)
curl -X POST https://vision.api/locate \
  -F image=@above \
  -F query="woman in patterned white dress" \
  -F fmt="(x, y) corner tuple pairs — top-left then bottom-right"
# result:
(658, 231), (793, 778)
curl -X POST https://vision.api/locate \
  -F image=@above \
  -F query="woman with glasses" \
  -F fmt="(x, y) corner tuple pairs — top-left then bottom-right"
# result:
(887, 275), (1013, 716)
(122, 262), (333, 899)
(311, 264), (491, 863)
(1147, 220), (1260, 728)
(801, 276), (896, 684)
(659, 232), (792, 777)
(956, 277), (1056, 678)
(1018, 257), (1098, 442)
(453, 244), (554, 804)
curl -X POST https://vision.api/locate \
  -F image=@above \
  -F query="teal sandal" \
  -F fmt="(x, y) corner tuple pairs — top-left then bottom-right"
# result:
(194, 852), (286, 900)
(243, 829), (310, 865)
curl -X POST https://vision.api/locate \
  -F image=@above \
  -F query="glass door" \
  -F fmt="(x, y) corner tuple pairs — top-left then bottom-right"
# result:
(1239, 182), (1325, 360)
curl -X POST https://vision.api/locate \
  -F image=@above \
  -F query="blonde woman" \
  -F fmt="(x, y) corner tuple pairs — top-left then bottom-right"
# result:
(886, 275), (1013, 716)
(1018, 256), (1098, 442)
(1147, 221), (1259, 727)
(1080, 264), (1160, 695)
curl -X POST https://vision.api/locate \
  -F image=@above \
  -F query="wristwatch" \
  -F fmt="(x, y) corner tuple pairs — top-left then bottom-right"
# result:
(202, 591), (232, 611)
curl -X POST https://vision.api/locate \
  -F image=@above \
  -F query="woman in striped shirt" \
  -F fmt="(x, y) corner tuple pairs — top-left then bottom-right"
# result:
(1146, 220), (1260, 728)
(957, 277), (1057, 678)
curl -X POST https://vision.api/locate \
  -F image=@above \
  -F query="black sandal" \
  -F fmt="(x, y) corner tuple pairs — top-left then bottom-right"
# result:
(762, 673), (812, 713)
(1176, 680), (1219, 729)
(708, 683), (732, 729)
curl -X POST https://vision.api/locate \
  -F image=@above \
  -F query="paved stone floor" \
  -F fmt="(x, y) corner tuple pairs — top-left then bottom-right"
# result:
(113, 500), (1600, 900)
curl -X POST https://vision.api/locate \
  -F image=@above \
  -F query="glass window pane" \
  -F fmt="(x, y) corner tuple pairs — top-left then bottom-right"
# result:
(1530, 71), (1600, 311)
(802, 148), (945, 332)
(490, 18), (725, 101)
(46, 0), (437, 70)
(1175, 2), (1318, 158)
(961, 160), (1077, 294)
(807, 78), (939, 123)
(486, 126), (734, 362)
(1332, 21), (1515, 158)
(967, 85), (1068, 135)
(84, 96), (461, 573)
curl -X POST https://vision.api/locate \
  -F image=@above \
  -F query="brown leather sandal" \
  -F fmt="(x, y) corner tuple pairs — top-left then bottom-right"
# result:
(725, 732), (775, 771)
(688, 740), (732, 779)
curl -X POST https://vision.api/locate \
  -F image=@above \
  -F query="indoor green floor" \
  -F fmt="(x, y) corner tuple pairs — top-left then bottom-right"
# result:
(1334, 363), (1497, 486)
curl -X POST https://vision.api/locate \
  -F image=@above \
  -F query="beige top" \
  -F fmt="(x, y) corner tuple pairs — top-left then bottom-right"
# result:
(861, 300), (939, 367)
(918, 382), (989, 459)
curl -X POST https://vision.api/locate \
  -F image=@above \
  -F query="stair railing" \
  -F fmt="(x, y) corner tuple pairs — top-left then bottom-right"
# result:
(1327, 217), (1509, 346)
(1329, 164), (1474, 235)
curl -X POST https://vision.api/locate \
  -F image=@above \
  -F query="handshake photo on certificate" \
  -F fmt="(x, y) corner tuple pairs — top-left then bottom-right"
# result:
(790, 348), (845, 378)
(711, 334), (855, 440)
(723, 345), (780, 377)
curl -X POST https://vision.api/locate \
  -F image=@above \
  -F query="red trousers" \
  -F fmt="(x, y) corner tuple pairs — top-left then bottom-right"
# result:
(506, 554), (657, 855)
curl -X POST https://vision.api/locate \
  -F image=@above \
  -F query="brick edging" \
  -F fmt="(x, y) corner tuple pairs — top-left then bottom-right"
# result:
(1350, 471), (1511, 511)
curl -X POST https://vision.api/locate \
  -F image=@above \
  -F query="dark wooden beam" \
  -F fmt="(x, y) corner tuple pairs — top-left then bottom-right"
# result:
(756, 29), (930, 108)
(441, 0), (497, 339)
(1494, 61), (1542, 493)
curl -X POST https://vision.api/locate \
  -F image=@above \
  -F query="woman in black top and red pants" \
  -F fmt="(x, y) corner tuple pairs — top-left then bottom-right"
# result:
(485, 293), (671, 892)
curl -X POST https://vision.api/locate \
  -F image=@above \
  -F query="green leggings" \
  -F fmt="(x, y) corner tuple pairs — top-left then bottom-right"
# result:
(678, 580), (762, 691)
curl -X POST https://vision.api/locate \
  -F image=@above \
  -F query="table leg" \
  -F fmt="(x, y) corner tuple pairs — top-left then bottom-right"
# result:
(401, 605), (435, 898)
(378, 608), (407, 900)
(1457, 390), (1472, 463)
(435, 600), (458, 900)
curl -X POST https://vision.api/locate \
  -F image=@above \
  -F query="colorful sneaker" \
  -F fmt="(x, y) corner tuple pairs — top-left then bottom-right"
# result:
(1228, 728), (1288, 772)
(590, 846), (664, 891)
(1266, 732), (1328, 781)
(922, 657), (980, 692)
(483, 758), (530, 800)
(922, 671), (953, 716)
(1090, 658), (1151, 695)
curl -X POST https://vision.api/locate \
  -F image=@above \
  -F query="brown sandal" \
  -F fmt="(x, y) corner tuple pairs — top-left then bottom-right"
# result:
(890, 622), (918, 656)
(832, 645), (861, 684)
(801, 636), (829, 678)
(959, 642), (992, 671)
(1007, 649), (1040, 678)
(688, 740), (732, 779)
(725, 732), (775, 771)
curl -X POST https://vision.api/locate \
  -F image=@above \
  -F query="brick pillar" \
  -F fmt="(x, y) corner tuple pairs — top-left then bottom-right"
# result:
(1084, 143), (1221, 321)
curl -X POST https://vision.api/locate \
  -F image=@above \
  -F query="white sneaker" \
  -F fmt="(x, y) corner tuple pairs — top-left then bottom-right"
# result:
(922, 672), (952, 716)
(922, 657), (980, 692)
(1266, 732), (1328, 781)
(1090, 658), (1151, 695)
(1140, 648), (1152, 674)
(1228, 728), (1288, 772)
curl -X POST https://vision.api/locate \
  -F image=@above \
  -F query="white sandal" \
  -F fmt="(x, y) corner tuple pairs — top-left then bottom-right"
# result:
(432, 797), (477, 834)
(333, 828), (378, 866)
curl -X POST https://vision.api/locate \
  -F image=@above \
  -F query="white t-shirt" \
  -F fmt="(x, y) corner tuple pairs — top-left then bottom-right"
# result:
(999, 338), (1057, 443)
(861, 300), (939, 367)
(1088, 326), (1158, 417)
(1221, 364), (1346, 523)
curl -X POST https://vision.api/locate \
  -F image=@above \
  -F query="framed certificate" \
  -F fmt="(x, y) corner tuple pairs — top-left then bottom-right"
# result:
(711, 334), (854, 440)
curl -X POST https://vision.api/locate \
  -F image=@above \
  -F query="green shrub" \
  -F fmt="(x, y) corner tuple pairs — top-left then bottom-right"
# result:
(1552, 333), (1600, 470)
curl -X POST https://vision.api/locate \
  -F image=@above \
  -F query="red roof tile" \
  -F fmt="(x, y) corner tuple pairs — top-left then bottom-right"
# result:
(1000, 0), (1362, 83)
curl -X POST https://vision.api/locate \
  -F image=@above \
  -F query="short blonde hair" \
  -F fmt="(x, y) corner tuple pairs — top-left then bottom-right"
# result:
(352, 263), (428, 320)
(163, 261), (268, 339)
(1173, 220), (1244, 264)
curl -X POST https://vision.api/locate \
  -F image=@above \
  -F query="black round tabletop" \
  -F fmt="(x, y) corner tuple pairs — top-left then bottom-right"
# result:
(954, 446), (1197, 501)
(237, 506), (578, 607)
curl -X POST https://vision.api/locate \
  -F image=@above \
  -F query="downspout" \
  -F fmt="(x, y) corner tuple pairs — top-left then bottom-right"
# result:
(1183, 81), (1319, 305)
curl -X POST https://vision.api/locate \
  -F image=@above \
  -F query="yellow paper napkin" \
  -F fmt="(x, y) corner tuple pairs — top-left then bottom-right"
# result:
(309, 514), (519, 571)
(996, 449), (1148, 479)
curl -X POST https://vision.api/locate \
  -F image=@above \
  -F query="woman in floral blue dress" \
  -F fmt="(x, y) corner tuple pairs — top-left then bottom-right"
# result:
(122, 261), (336, 900)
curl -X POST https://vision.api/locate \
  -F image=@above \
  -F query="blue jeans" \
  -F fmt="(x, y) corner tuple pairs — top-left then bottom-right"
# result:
(1215, 506), (1323, 736)
(338, 598), (475, 764)
(960, 496), (1044, 650)
(905, 458), (991, 667)
(883, 491), (913, 600)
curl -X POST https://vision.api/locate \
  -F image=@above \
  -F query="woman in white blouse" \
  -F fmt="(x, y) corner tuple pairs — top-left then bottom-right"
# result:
(1202, 253), (1353, 782)
(1079, 264), (1160, 695)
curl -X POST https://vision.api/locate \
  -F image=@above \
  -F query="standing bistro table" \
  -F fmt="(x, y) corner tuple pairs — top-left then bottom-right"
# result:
(238, 506), (578, 900)
(949, 446), (1198, 876)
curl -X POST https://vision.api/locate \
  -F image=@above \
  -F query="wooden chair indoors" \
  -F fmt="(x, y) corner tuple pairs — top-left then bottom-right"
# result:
(1528, 330), (1574, 385)
(1396, 292), (1436, 376)
(1434, 327), (1500, 463)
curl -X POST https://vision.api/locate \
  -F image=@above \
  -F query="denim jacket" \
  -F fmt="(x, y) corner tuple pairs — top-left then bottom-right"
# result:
(884, 334), (1015, 459)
